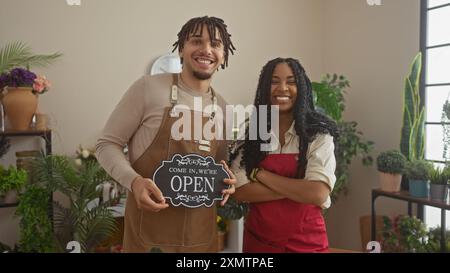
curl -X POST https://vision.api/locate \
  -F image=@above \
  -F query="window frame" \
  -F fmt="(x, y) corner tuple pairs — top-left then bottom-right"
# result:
(420, 0), (450, 229)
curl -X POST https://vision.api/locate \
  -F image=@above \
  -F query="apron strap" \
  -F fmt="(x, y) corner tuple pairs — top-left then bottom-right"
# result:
(170, 74), (179, 106)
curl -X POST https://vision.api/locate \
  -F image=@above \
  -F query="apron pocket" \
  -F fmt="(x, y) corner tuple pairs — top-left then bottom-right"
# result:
(182, 207), (215, 246)
(138, 207), (185, 246)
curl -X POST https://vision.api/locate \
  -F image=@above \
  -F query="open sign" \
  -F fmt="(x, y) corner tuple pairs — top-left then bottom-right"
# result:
(153, 154), (230, 208)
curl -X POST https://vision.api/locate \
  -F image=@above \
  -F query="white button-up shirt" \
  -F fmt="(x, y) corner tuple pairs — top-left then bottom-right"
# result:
(231, 122), (336, 209)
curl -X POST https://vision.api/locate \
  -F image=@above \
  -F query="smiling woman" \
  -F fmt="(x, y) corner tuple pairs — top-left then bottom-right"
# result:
(230, 57), (339, 253)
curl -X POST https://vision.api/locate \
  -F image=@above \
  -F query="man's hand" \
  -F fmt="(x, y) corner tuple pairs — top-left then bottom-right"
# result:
(220, 160), (237, 206)
(131, 177), (169, 212)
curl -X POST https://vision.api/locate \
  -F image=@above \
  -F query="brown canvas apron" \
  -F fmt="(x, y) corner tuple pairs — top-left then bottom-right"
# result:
(123, 74), (225, 253)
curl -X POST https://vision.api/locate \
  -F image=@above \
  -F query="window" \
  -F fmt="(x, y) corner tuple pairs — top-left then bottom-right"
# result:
(421, 0), (450, 229)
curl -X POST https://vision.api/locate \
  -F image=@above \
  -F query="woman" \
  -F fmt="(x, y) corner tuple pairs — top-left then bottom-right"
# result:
(230, 58), (338, 253)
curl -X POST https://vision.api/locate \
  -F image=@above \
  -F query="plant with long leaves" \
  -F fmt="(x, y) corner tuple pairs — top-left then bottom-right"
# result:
(32, 154), (117, 253)
(0, 41), (62, 74)
(400, 52), (425, 161)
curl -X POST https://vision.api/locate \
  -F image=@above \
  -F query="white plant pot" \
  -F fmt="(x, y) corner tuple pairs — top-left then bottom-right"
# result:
(379, 172), (402, 192)
(224, 218), (244, 253)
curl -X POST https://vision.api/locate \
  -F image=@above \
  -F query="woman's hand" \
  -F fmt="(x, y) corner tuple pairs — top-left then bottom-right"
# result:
(220, 160), (237, 206)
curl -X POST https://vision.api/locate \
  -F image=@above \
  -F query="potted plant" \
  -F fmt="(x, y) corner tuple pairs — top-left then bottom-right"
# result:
(405, 159), (433, 198)
(312, 74), (374, 203)
(0, 68), (52, 130)
(399, 53), (425, 191)
(376, 150), (406, 192)
(0, 41), (61, 131)
(380, 215), (429, 253)
(429, 167), (449, 202)
(30, 153), (117, 253)
(0, 165), (28, 204)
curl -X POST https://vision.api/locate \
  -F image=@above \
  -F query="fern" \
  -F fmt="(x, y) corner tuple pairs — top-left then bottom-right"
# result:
(31, 153), (117, 253)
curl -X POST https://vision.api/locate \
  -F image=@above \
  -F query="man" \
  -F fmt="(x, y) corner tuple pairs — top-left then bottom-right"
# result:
(96, 16), (237, 253)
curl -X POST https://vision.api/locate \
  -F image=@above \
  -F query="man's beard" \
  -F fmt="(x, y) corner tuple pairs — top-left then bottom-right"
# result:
(193, 70), (212, 80)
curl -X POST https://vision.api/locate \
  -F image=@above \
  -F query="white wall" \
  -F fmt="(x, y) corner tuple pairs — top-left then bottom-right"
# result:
(321, 0), (421, 251)
(0, 0), (324, 248)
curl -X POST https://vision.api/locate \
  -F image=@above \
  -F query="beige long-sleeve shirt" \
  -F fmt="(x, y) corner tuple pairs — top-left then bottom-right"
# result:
(96, 73), (228, 191)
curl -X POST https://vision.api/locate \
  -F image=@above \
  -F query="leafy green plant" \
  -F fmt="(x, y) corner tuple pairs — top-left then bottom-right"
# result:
(429, 167), (449, 185)
(0, 41), (62, 74)
(376, 150), (406, 174)
(404, 159), (433, 180)
(312, 74), (374, 202)
(0, 165), (28, 194)
(15, 184), (54, 253)
(400, 52), (425, 161)
(381, 215), (430, 253)
(25, 154), (117, 253)
(217, 197), (249, 220)
(312, 74), (347, 122)
(427, 226), (450, 253)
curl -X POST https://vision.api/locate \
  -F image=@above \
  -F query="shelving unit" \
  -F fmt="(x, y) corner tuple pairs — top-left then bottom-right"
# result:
(371, 188), (450, 252)
(0, 129), (52, 210)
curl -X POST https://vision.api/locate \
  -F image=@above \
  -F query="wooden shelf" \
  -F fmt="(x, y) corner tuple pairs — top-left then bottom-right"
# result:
(372, 189), (450, 210)
(0, 129), (51, 137)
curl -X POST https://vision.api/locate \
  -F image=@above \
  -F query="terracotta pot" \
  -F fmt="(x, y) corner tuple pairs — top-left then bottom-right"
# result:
(379, 172), (402, 192)
(2, 87), (38, 130)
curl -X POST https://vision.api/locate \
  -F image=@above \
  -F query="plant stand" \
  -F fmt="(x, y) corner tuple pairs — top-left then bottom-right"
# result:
(0, 129), (52, 217)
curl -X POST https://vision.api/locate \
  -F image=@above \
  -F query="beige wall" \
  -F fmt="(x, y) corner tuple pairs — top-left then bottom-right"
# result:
(0, 0), (324, 247)
(0, 0), (422, 251)
(321, 0), (421, 251)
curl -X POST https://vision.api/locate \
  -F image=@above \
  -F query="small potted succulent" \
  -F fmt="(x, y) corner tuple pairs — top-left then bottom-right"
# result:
(0, 165), (28, 204)
(429, 167), (449, 202)
(376, 150), (406, 192)
(405, 160), (433, 198)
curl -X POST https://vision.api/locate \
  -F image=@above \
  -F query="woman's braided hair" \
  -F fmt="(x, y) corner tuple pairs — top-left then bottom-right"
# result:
(230, 58), (338, 179)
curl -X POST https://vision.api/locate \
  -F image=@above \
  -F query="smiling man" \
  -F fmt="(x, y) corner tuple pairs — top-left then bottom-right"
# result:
(96, 16), (237, 253)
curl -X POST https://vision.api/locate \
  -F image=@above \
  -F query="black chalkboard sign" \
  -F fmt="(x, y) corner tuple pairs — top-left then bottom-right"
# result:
(152, 154), (231, 208)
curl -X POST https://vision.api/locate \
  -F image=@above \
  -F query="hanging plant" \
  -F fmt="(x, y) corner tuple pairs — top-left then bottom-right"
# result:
(442, 98), (450, 160)
(443, 100), (450, 120)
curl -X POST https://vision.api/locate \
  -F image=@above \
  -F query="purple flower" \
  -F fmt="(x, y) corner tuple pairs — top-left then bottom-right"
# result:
(0, 67), (36, 90)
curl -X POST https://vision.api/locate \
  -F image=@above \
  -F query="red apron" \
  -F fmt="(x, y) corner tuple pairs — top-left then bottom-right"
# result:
(243, 153), (329, 253)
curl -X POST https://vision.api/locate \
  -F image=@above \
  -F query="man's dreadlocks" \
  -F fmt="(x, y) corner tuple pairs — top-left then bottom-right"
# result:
(172, 16), (236, 69)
